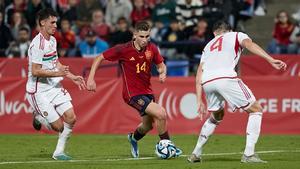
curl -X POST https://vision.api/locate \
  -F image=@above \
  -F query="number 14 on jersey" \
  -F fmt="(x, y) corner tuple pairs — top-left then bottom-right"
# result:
(136, 62), (146, 73)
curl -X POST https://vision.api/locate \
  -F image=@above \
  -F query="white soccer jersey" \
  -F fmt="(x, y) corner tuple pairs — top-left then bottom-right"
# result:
(26, 33), (63, 93)
(200, 32), (250, 84)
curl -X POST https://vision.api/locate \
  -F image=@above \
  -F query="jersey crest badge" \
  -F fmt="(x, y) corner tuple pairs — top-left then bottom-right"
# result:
(43, 111), (48, 116)
(145, 50), (152, 60)
(137, 99), (145, 106)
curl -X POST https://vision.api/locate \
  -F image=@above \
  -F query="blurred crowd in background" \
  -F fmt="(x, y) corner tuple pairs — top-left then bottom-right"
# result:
(0, 0), (299, 65)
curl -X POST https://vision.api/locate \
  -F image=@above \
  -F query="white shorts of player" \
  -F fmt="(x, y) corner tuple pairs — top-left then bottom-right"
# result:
(26, 87), (73, 123)
(202, 77), (256, 112)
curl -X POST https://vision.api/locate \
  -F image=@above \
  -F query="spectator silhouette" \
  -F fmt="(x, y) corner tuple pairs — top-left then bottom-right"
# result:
(109, 17), (132, 46)
(0, 12), (13, 57)
(6, 26), (31, 58)
(267, 10), (295, 54)
(77, 29), (109, 58)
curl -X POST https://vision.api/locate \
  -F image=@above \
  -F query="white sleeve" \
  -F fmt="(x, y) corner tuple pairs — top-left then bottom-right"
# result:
(200, 50), (207, 64)
(237, 32), (251, 44)
(29, 44), (44, 64)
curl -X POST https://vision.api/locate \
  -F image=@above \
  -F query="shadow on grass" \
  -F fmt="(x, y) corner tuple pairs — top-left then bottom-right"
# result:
(202, 157), (239, 162)
(28, 153), (52, 159)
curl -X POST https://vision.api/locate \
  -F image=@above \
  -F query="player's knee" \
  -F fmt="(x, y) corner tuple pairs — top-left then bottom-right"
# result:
(247, 101), (263, 113)
(156, 108), (167, 121)
(64, 113), (76, 125)
(67, 117), (76, 125)
(214, 109), (225, 120)
(51, 123), (64, 132)
(210, 109), (224, 124)
(70, 115), (76, 124)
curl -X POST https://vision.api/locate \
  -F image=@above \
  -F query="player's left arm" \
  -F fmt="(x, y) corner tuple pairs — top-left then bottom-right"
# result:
(152, 44), (167, 83)
(156, 62), (167, 83)
(241, 38), (287, 70)
(57, 61), (86, 90)
(195, 62), (207, 120)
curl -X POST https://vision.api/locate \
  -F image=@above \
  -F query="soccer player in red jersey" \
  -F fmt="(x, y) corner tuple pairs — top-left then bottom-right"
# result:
(87, 20), (182, 158)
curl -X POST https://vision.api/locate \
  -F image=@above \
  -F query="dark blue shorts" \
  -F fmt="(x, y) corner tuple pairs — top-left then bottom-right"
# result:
(128, 94), (155, 116)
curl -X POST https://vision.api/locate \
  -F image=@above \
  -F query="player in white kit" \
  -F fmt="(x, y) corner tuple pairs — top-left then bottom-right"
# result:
(25, 8), (86, 160)
(188, 21), (287, 163)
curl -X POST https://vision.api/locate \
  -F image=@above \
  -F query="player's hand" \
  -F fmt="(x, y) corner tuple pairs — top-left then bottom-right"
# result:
(197, 101), (208, 121)
(57, 65), (69, 76)
(87, 78), (96, 92)
(270, 59), (287, 70)
(72, 76), (86, 90)
(159, 73), (166, 83)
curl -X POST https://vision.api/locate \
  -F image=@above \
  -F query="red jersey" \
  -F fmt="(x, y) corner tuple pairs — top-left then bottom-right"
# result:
(273, 23), (294, 45)
(103, 41), (164, 103)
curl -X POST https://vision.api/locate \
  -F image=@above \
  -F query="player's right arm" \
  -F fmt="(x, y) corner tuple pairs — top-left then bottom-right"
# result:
(31, 63), (69, 77)
(241, 38), (287, 70)
(29, 41), (69, 77)
(195, 62), (207, 120)
(87, 54), (105, 92)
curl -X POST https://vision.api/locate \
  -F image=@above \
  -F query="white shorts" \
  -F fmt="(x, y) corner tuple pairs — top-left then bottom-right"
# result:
(202, 78), (256, 112)
(26, 87), (73, 123)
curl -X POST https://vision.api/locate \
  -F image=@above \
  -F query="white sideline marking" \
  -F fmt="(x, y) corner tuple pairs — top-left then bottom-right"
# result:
(0, 149), (299, 165)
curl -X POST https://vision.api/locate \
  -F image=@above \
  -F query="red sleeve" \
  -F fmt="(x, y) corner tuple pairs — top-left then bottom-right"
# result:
(151, 44), (164, 64)
(103, 45), (122, 61)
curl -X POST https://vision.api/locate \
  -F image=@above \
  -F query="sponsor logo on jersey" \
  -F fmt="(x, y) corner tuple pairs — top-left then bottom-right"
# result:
(130, 57), (135, 61)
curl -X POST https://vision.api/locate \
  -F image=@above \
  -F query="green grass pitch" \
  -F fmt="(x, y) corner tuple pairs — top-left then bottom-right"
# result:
(0, 134), (299, 169)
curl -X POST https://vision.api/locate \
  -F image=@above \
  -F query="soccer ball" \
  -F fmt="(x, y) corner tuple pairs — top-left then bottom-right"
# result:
(155, 139), (177, 159)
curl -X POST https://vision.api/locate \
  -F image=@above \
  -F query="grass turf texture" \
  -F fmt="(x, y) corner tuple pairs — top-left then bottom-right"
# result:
(0, 134), (299, 169)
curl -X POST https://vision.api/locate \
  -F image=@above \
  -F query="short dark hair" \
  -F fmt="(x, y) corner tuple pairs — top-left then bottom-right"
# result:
(37, 8), (58, 26)
(117, 17), (128, 24)
(212, 20), (231, 32)
(135, 20), (151, 32)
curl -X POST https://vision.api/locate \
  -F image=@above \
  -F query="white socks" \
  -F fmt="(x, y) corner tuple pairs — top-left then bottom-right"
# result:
(53, 122), (73, 156)
(192, 119), (217, 157)
(244, 112), (262, 156)
(191, 112), (262, 157)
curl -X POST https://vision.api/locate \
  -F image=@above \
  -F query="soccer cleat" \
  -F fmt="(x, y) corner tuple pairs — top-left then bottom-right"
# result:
(187, 154), (201, 163)
(32, 116), (42, 131)
(127, 133), (139, 158)
(33, 113), (52, 130)
(241, 154), (267, 163)
(52, 153), (72, 161)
